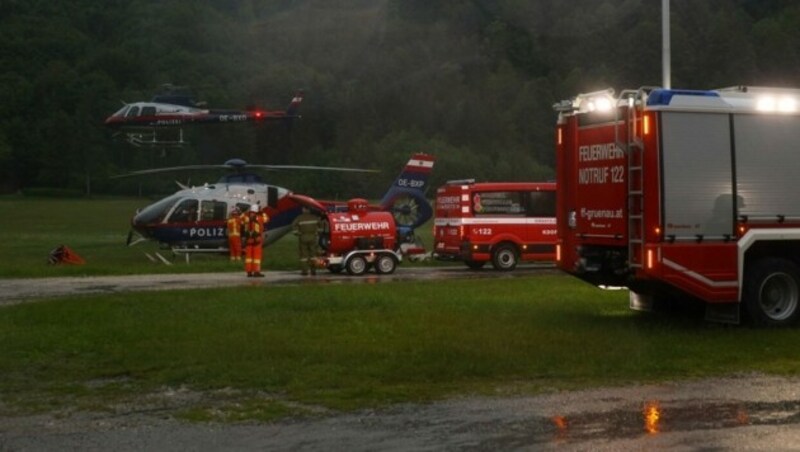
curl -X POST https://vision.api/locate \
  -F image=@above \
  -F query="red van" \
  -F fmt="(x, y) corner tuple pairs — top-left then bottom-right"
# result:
(433, 180), (556, 270)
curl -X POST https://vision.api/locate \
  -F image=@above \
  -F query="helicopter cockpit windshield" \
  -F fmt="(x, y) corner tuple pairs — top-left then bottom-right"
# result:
(133, 194), (183, 224)
(168, 199), (199, 223)
(110, 105), (130, 118)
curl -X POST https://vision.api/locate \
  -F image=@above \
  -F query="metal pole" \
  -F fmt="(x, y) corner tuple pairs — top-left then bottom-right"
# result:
(662, 0), (671, 89)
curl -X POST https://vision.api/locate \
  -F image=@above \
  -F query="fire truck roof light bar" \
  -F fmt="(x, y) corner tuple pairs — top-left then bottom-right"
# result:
(556, 87), (800, 116)
(646, 89), (720, 106)
(649, 87), (800, 113)
(553, 89), (616, 113)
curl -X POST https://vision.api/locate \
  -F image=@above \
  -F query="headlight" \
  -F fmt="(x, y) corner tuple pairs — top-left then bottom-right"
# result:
(756, 95), (798, 113)
(778, 97), (797, 112)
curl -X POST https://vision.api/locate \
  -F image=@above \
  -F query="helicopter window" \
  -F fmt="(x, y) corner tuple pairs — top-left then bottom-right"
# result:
(169, 199), (199, 223)
(222, 174), (264, 184)
(200, 200), (227, 221)
(112, 105), (130, 117)
(125, 106), (140, 118)
(140, 106), (156, 117)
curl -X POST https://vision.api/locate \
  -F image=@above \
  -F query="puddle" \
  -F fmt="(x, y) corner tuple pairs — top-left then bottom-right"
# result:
(468, 399), (800, 449)
(539, 399), (800, 445)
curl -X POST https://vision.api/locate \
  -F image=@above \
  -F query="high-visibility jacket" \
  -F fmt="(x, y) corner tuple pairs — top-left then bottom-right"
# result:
(241, 211), (269, 246)
(227, 214), (241, 237)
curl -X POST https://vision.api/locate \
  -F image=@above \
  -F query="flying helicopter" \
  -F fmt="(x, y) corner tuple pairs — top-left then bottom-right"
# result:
(122, 153), (436, 256)
(104, 85), (303, 147)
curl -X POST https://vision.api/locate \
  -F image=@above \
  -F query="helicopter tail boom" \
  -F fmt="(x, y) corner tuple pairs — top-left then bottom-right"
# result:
(378, 153), (436, 230)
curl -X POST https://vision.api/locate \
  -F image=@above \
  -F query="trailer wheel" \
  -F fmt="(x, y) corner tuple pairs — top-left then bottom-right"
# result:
(346, 255), (368, 276)
(743, 258), (800, 327)
(491, 243), (518, 271)
(375, 254), (397, 274)
(464, 260), (486, 270)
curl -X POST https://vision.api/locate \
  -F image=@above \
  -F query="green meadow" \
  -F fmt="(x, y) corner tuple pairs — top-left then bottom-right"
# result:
(3, 277), (800, 422)
(2, 197), (800, 422)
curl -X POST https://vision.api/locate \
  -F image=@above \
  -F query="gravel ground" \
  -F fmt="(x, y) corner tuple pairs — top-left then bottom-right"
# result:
(3, 373), (800, 451)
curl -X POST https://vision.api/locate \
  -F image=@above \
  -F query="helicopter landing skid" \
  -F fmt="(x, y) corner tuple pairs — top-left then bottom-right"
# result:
(123, 128), (187, 148)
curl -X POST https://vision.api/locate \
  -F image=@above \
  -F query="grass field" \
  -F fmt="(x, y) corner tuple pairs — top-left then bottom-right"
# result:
(2, 276), (800, 422)
(2, 196), (800, 423)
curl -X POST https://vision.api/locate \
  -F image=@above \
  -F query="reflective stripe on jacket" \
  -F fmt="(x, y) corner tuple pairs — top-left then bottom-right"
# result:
(227, 216), (241, 236)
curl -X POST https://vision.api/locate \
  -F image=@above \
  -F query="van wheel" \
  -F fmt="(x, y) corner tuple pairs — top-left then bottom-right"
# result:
(465, 260), (486, 270)
(375, 254), (397, 274)
(491, 244), (518, 271)
(743, 258), (800, 327)
(346, 255), (368, 276)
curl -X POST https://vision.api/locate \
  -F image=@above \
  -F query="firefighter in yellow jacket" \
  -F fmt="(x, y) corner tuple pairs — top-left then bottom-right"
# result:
(241, 204), (269, 277)
(226, 207), (242, 261)
(292, 207), (322, 275)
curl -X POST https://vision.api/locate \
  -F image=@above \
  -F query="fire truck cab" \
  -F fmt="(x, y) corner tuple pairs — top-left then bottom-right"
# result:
(434, 180), (557, 270)
(555, 86), (800, 326)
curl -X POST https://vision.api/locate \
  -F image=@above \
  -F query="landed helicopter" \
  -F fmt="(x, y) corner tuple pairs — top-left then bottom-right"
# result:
(104, 85), (303, 147)
(123, 153), (436, 256)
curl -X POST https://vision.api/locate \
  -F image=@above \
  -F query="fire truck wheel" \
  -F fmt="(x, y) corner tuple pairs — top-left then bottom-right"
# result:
(464, 260), (486, 270)
(375, 254), (397, 274)
(743, 258), (800, 327)
(346, 255), (368, 276)
(491, 243), (518, 271)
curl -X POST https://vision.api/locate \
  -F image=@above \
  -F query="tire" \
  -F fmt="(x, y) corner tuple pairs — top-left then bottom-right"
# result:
(374, 254), (397, 275)
(346, 255), (368, 276)
(491, 243), (518, 271)
(464, 260), (486, 270)
(743, 258), (800, 327)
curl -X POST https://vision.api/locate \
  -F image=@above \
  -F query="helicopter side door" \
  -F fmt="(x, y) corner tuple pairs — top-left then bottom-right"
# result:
(200, 200), (228, 221)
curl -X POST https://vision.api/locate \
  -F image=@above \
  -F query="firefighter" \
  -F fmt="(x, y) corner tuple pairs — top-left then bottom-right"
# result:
(292, 206), (322, 275)
(226, 207), (242, 261)
(241, 204), (269, 277)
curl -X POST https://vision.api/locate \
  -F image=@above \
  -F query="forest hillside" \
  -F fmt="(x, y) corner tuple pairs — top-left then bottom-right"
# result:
(2, 0), (799, 197)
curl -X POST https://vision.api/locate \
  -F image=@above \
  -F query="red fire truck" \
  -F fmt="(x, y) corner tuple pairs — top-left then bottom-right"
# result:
(434, 180), (557, 270)
(555, 86), (800, 326)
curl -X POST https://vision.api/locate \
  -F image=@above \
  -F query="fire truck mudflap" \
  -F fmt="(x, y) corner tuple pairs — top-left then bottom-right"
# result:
(555, 86), (800, 326)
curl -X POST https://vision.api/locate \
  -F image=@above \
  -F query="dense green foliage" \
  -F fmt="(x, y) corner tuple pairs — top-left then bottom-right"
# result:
(2, 0), (800, 197)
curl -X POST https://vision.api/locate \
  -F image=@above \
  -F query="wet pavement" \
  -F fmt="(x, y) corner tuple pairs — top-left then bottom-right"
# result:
(0, 264), (557, 306)
(3, 374), (800, 451)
